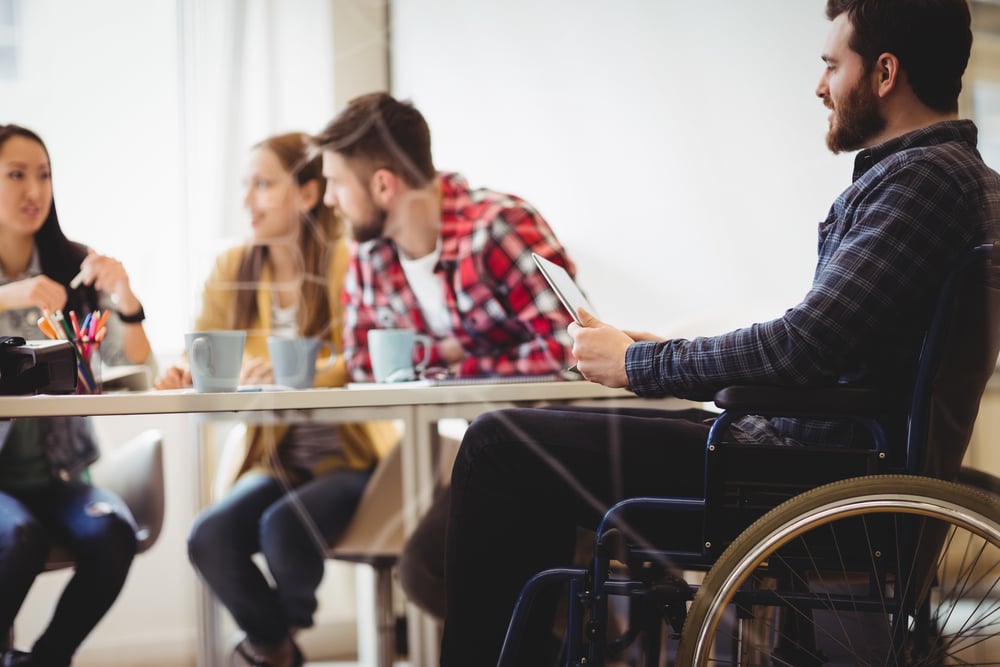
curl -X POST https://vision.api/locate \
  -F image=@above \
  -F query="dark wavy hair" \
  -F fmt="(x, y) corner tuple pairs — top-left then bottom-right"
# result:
(825, 0), (972, 113)
(311, 92), (436, 188)
(0, 124), (97, 315)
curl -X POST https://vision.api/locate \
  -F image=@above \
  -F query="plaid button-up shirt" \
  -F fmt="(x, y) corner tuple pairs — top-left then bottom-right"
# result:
(343, 172), (576, 381)
(627, 120), (1000, 448)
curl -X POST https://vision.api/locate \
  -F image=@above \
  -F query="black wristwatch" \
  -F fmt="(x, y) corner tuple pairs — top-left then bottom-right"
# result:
(117, 304), (146, 324)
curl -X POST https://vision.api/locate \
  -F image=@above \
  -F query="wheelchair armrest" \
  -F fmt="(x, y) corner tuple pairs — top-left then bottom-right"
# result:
(713, 385), (891, 418)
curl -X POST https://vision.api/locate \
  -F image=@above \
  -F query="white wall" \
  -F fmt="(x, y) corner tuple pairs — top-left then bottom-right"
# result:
(389, 1), (861, 337)
(391, 1), (1000, 337)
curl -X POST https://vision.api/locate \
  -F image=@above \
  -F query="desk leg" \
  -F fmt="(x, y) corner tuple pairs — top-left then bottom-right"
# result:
(194, 419), (223, 667)
(402, 409), (442, 667)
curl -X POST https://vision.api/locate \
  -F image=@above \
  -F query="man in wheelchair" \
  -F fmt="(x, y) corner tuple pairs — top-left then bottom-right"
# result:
(440, 1), (1000, 665)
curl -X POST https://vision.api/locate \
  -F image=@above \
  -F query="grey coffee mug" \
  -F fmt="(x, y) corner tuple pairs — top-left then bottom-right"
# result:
(267, 336), (337, 389)
(185, 331), (247, 392)
(368, 329), (433, 382)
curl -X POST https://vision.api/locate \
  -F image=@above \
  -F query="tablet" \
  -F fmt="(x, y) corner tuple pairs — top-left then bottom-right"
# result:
(532, 253), (597, 324)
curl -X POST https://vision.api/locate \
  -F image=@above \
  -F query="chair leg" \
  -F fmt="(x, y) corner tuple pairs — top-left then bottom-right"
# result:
(373, 565), (395, 667)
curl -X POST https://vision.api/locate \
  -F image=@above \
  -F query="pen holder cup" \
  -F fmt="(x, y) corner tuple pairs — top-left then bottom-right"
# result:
(75, 347), (102, 394)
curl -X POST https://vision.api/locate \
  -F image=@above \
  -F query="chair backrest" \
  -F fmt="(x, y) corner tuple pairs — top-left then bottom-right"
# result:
(213, 422), (250, 501)
(89, 428), (165, 552)
(328, 442), (405, 563)
(908, 242), (1000, 480)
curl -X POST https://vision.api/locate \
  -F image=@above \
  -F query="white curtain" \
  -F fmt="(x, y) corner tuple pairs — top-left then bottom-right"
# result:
(176, 0), (388, 338)
(176, 0), (339, 283)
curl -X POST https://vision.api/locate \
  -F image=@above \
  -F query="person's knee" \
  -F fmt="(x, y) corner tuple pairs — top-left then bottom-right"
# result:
(188, 509), (225, 570)
(259, 501), (318, 569)
(454, 410), (532, 489)
(74, 514), (137, 576)
(259, 500), (297, 544)
(456, 411), (511, 469)
(462, 410), (506, 445)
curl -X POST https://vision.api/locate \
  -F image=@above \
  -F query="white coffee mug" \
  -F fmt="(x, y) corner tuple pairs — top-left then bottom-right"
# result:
(368, 329), (432, 383)
(267, 336), (337, 389)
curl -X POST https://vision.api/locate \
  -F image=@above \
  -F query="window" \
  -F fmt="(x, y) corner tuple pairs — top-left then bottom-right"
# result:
(970, 1), (1000, 171)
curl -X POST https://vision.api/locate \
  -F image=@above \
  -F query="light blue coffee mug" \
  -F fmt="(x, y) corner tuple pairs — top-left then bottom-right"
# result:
(267, 336), (337, 389)
(184, 330), (247, 392)
(368, 328), (432, 382)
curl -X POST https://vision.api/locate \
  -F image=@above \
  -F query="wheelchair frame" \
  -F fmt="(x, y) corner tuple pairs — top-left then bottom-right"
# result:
(498, 243), (1000, 666)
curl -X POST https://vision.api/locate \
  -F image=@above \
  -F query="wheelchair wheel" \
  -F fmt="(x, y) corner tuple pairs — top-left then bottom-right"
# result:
(676, 474), (1000, 666)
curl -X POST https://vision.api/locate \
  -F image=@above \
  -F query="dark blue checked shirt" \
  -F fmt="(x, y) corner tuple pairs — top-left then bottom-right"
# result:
(626, 120), (1000, 448)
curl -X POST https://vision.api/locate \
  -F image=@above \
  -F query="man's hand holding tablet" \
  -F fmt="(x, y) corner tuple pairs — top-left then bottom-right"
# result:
(532, 253), (630, 387)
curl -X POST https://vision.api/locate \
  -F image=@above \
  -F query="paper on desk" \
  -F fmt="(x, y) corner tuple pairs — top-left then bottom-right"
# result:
(347, 373), (564, 389)
(347, 380), (435, 389)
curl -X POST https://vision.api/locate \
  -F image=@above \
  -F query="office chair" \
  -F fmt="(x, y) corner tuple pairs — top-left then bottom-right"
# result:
(4, 428), (166, 650)
(500, 242), (1000, 665)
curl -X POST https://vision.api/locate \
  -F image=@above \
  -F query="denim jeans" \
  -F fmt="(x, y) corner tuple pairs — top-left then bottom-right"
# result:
(187, 467), (371, 646)
(0, 481), (138, 666)
(440, 405), (715, 667)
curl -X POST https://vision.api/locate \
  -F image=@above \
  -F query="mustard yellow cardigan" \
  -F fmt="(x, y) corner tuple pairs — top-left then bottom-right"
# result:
(194, 240), (399, 482)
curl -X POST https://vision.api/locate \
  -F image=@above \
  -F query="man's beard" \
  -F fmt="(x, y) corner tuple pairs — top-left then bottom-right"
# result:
(348, 205), (388, 244)
(826, 75), (886, 154)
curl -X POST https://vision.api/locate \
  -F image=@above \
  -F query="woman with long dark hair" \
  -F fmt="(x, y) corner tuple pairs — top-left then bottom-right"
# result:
(0, 124), (154, 667)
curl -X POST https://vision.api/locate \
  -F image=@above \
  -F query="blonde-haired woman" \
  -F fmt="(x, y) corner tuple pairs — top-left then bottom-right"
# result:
(156, 132), (396, 667)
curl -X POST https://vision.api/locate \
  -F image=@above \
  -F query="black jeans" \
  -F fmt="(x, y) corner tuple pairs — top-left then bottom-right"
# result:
(441, 405), (715, 667)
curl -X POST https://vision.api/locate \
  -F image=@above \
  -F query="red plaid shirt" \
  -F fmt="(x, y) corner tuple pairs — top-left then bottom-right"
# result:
(343, 172), (576, 381)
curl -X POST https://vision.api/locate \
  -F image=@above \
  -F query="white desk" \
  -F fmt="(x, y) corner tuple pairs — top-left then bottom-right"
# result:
(0, 382), (690, 666)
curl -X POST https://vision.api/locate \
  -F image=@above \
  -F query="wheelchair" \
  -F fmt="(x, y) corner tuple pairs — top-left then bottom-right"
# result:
(499, 242), (1000, 666)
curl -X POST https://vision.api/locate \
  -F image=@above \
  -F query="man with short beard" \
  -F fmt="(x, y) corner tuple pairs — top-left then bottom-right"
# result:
(313, 92), (576, 384)
(311, 92), (580, 623)
(437, 1), (1000, 665)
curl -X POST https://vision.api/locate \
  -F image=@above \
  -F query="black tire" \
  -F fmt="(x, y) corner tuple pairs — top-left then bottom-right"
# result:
(676, 475), (1000, 666)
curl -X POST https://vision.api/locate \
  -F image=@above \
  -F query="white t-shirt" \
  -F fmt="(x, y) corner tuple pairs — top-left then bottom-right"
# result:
(399, 241), (452, 337)
(270, 300), (298, 339)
